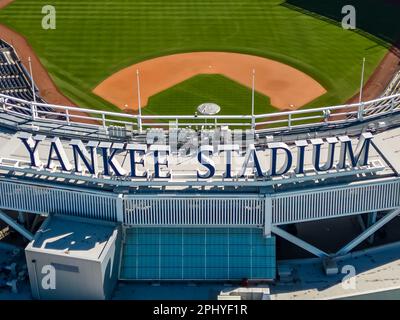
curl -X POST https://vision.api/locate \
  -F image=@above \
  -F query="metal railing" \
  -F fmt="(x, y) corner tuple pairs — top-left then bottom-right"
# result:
(1, 93), (400, 135)
(0, 176), (399, 226)
(123, 195), (266, 226)
(0, 179), (119, 221)
(0, 178), (400, 227)
(271, 178), (400, 225)
(122, 178), (400, 227)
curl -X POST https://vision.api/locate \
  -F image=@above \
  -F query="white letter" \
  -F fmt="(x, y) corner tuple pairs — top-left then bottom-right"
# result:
(70, 140), (98, 174)
(341, 265), (356, 290)
(98, 142), (127, 176)
(41, 265), (56, 290)
(267, 142), (293, 176)
(197, 145), (215, 179)
(150, 145), (171, 178)
(342, 5), (356, 30)
(41, 5), (56, 30)
(46, 137), (72, 171)
(239, 144), (264, 178)
(126, 144), (147, 178)
(17, 132), (46, 167)
(338, 133), (373, 169)
(218, 145), (239, 178)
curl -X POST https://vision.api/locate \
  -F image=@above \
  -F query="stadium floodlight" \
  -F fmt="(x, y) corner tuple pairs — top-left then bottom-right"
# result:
(28, 57), (37, 119)
(359, 57), (366, 104)
(251, 69), (255, 130)
(136, 69), (143, 133)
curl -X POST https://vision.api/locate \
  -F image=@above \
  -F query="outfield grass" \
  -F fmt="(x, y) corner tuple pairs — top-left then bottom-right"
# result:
(0, 0), (388, 114)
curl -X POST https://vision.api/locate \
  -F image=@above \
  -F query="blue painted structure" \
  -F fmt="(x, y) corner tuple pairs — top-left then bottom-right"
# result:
(120, 228), (275, 280)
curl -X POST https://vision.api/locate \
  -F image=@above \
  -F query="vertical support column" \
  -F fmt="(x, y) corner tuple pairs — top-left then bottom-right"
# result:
(65, 109), (70, 125)
(102, 114), (107, 129)
(117, 226), (126, 280)
(181, 228), (184, 280)
(357, 213), (366, 231)
(136, 69), (143, 133)
(367, 212), (377, 244)
(358, 102), (364, 121)
(116, 194), (124, 223)
(250, 228), (253, 279)
(251, 69), (256, 130)
(28, 57), (38, 120)
(158, 228), (161, 281)
(137, 116), (143, 134)
(204, 228), (207, 280)
(264, 195), (272, 238)
(17, 211), (25, 225)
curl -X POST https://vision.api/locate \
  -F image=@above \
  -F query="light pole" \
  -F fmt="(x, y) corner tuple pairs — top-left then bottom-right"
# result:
(251, 69), (255, 130)
(136, 69), (143, 133)
(28, 57), (37, 119)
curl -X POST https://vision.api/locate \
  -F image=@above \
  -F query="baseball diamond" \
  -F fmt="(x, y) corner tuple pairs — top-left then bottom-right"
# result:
(0, 0), (400, 301)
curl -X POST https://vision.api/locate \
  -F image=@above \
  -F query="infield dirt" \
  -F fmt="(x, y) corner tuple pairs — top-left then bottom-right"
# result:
(1, 0), (399, 118)
(94, 52), (327, 113)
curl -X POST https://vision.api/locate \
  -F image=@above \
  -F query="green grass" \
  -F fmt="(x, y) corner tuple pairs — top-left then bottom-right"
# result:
(0, 0), (389, 115)
(143, 74), (276, 116)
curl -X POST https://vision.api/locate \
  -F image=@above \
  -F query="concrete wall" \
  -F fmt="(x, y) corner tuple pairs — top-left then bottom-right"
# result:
(25, 215), (122, 300)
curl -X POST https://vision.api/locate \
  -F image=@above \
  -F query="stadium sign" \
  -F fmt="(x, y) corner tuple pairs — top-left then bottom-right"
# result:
(16, 132), (373, 180)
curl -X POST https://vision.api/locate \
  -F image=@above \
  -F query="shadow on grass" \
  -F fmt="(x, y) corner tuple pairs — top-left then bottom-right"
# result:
(282, 0), (400, 55)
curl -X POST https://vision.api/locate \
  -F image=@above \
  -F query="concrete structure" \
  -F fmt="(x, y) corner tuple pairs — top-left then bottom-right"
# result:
(218, 286), (270, 300)
(270, 241), (400, 300)
(25, 215), (121, 300)
(1, 41), (400, 299)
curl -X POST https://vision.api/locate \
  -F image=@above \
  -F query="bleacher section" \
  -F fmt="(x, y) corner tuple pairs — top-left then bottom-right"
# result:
(347, 69), (400, 120)
(0, 39), (53, 116)
(362, 71), (400, 117)
(0, 41), (8, 49)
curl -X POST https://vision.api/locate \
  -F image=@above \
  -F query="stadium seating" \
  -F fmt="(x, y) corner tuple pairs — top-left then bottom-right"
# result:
(0, 39), (53, 116)
(0, 40), (9, 49)
(345, 69), (400, 121)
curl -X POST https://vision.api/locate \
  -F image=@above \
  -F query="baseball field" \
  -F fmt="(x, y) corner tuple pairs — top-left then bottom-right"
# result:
(0, 0), (391, 117)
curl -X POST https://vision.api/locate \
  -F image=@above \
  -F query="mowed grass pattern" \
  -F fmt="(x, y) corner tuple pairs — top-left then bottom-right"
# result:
(0, 0), (388, 114)
(143, 74), (276, 116)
